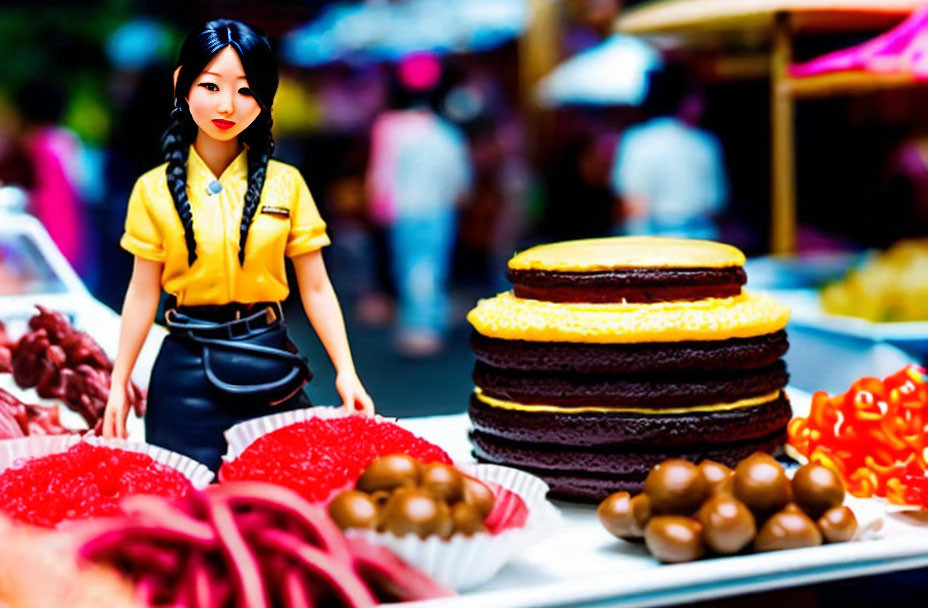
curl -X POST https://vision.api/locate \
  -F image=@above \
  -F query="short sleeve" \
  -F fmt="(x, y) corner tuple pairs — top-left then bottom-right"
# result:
(286, 170), (331, 257)
(120, 177), (165, 262)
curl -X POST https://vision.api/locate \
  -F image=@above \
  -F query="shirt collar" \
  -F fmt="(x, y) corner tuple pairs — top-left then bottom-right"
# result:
(187, 144), (248, 190)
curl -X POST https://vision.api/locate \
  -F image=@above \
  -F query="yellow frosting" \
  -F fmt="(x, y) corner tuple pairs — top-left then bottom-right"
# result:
(507, 237), (746, 272)
(467, 290), (790, 343)
(474, 388), (783, 415)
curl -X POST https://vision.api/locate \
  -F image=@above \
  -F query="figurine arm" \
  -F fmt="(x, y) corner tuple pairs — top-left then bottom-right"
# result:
(103, 256), (162, 438)
(292, 250), (374, 415)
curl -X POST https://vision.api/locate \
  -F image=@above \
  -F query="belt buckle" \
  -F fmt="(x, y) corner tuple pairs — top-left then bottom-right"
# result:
(227, 319), (251, 339)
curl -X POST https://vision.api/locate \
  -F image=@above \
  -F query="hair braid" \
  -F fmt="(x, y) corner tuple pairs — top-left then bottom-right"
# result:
(161, 105), (198, 266)
(238, 112), (274, 265)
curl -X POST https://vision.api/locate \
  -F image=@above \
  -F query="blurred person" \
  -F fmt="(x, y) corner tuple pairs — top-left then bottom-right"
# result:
(0, 98), (33, 194)
(883, 119), (928, 244)
(610, 63), (728, 240)
(15, 80), (92, 276)
(367, 52), (473, 357)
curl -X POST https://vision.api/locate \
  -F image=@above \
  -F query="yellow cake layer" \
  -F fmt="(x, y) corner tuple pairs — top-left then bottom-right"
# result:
(467, 291), (790, 343)
(507, 237), (746, 272)
(474, 388), (783, 415)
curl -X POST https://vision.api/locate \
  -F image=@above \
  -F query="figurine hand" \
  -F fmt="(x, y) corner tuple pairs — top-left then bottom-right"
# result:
(103, 384), (130, 439)
(336, 371), (374, 416)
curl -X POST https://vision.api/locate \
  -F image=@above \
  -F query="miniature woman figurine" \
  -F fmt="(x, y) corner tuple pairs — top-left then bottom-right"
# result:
(102, 19), (374, 471)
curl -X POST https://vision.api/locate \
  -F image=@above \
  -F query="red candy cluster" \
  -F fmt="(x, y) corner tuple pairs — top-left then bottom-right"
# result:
(219, 416), (452, 503)
(789, 365), (928, 504)
(0, 443), (193, 527)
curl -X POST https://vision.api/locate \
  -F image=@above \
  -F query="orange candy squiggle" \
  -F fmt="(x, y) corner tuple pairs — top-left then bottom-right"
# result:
(787, 365), (928, 505)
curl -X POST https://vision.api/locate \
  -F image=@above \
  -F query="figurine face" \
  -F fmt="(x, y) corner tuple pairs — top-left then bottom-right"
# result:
(186, 46), (262, 143)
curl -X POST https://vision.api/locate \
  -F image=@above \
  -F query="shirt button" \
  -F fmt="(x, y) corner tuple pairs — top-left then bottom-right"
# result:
(208, 180), (223, 194)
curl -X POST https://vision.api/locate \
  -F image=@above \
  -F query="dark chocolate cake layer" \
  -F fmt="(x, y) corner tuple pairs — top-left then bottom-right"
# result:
(468, 391), (792, 447)
(508, 266), (746, 303)
(470, 429), (788, 476)
(474, 433), (787, 503)
(471, 330), (789, 374)
(473, 360), (789, 408)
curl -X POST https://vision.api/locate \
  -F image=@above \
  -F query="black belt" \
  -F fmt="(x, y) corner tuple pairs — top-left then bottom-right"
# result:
(165, 297), (281, 321)
(165, 303), (284, 340)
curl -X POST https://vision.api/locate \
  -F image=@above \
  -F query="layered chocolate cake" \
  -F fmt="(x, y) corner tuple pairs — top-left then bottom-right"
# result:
(466, 237), (792, 502)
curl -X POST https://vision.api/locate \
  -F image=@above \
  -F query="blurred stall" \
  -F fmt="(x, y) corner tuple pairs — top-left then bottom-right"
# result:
(280, 0), (527, 66)
(617, 0), (924, 253)
(534, 33), (662, 107)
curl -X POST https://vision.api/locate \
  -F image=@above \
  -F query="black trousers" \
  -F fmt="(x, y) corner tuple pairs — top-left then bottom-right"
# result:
(146, 304), (311, 472)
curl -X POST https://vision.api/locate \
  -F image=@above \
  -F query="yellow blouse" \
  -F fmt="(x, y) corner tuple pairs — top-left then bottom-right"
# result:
(120, 146), (330, 306)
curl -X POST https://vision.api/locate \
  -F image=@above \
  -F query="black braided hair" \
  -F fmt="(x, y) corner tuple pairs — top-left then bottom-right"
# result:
(163, 19), (279, 267)
(238, 111), (275, 264)
(161, 105), (197, 265)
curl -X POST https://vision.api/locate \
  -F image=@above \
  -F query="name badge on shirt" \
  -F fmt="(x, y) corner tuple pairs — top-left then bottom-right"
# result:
(261, 206), (291, 218)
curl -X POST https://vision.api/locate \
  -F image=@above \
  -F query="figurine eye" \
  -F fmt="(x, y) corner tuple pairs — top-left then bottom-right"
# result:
(238, 87), (253, 97)
(198, 82), (219, 92)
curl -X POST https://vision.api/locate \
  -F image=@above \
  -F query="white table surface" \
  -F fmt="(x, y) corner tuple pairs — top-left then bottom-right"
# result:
(396, 399), (928, 608)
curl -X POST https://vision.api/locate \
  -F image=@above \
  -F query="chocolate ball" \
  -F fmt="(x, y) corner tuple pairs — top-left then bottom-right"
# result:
(643, 459), (709, 515)
(328, 490), (379, 531)
(435, 500), (454, 539)
(451, 502), (487, 537)
(699, 460), (734, 496)
(818, 506), (858, 543)
(792, 464), (845, 519)
(644, 516), (705, 563)
(462, 475), (496, 518)
(696, 495), (756, 555)
(357, 454), (420, 493)
(382, 488), (445, 539)
(733, 453), (792, 516)
(420, 463), (464, 503)
(598, 492), (651, 539)
(754, 507), (822, 552)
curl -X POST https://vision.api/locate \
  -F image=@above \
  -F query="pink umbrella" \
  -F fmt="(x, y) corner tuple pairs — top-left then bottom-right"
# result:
(791, 3), (928, 78)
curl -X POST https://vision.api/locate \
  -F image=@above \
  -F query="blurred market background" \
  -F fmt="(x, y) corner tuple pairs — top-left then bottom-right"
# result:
(2, 0), (928, 419)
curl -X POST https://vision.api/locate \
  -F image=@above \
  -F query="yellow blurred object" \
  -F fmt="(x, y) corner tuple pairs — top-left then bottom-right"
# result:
(273, 75), (323, 135)
(821, 239), (928, 322)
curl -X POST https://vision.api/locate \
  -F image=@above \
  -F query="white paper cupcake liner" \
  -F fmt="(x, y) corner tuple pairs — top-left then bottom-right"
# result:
(0, 435), (214, 489)
(348, 463), (563, 591)
(222, 409), (562, 588)
(222, 406), (398, 462)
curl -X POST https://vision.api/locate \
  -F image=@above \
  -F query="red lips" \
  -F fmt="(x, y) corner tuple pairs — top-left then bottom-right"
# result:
(212, 119), (236, 130)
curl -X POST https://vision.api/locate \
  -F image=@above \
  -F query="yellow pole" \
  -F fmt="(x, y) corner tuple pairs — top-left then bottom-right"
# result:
(770, 11), (797, 254)
(519, 0), (561, 108)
